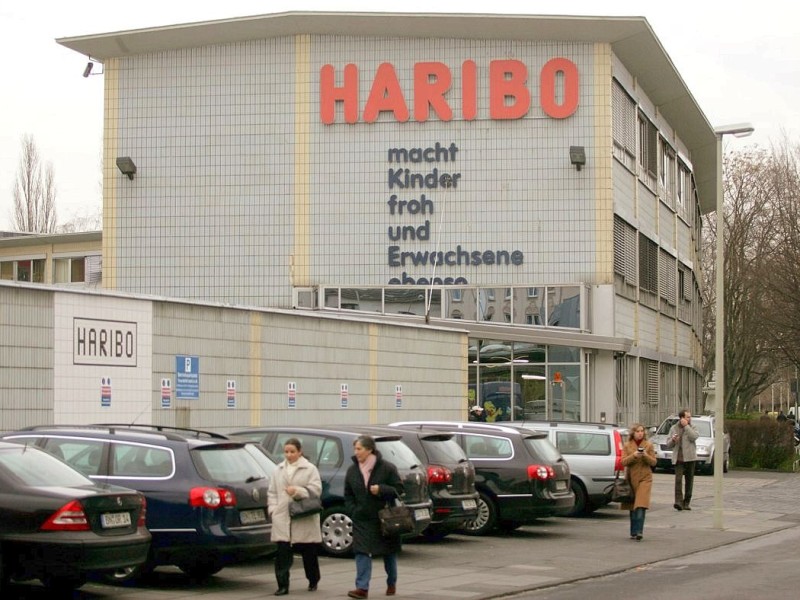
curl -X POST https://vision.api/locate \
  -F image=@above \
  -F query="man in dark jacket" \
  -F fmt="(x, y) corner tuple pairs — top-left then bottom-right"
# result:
(344, 435), (404, 599)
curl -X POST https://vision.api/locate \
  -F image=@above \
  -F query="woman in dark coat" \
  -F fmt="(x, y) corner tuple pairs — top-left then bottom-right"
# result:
(344, 435), (404, 599)
(620, 423), (657, 540)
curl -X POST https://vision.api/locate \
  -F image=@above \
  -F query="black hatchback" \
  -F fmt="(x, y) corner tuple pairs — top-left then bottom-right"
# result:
(345, 425), (478, 538)
(390, 421), (575, 535)
(1, 425), (276, 582)
(229, 426), (433, 556)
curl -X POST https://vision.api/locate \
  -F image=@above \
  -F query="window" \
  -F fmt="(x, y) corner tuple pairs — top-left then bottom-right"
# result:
(451, 289), (462, 302)
(658, 250), (677, 317)
(112, 444), (174, 477)
(660, 139), (676, 207)
(612, 79), (636, 170)
(54, 257), (88, 283)
(13, 259), (45, 283)
(527, 287), (539, 298)
(614, 216), (637, 299)
(638, 234), (658, 309)
(638, 112), (658, 185)
(555, 432), (610, 456)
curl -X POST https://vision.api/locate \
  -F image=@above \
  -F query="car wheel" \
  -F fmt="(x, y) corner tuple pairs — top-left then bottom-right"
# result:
(320, 506), (353, 557)
(178, 560), (224, 580)
(458, 493), (496, 536)
(42, 574), (87, 592)
(566, 478), (591, 517)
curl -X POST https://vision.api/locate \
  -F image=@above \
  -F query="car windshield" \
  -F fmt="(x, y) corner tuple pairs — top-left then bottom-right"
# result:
(192, 444), (275, 483)
(376, 440), (421, 470)
(0, 445), (93, 487)
(656, 418), (711, 437)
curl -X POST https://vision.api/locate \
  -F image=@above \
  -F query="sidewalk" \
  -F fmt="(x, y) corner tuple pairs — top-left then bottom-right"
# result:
(70, 470), (799, 599)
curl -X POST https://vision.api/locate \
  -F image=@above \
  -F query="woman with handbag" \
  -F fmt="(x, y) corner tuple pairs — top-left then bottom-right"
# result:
(620, 424), (657, 541)
(267, 438), (323, 595)
(344, 435), (405, 599)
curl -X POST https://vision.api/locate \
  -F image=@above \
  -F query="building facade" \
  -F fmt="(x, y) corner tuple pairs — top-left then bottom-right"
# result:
(0, 12), (716, 429)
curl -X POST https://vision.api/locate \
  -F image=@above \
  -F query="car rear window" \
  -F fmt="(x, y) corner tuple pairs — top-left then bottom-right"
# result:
(192, 444), (275, 483)
(376, 439), (422, 470)
(420, 437), (468, 464)
(0, 446), (94, 487)
(523, 436), (563, 463)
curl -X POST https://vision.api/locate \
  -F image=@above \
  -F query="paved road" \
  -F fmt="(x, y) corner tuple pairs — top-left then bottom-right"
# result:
(7, 470), (800, 599)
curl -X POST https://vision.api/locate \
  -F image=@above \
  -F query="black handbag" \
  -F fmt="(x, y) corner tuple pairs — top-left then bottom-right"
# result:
(609, 470), (634, 503)
(289, 495), (323, 519)
(378, 500), (415, 537)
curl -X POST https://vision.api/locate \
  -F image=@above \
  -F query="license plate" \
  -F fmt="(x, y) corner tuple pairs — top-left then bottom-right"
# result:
(462, 499), (477, 510)
(555, 480), (568, 491)
(239, 509), (267, 525)
(101, 512), (132, 528)
(414, 508), (430, 522)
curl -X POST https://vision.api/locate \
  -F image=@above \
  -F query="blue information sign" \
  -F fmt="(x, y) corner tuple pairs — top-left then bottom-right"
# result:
(175, 356), (200, 400)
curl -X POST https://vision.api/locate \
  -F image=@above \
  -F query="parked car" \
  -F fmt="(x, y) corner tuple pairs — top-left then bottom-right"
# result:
(0, 425), (276, 582)
(229, 426), (432, 556)
(389, 421), (574, 535)
(649, 414), (730, 474)
(510, 421), (626, 516)
(0, 440), (150, 593)
(344, 425), (478, 538)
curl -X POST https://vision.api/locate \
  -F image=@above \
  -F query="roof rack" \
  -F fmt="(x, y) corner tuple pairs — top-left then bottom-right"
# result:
(92, 424), (230, 440)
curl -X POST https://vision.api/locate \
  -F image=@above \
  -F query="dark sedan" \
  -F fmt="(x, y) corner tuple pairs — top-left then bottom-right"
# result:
(0, 440), (150, 593)
(229, 426), (432, 556)
(345, 425), (478, 538)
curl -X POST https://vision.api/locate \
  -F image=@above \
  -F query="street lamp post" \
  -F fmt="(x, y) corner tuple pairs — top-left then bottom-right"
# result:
(713, 123), (754, 530)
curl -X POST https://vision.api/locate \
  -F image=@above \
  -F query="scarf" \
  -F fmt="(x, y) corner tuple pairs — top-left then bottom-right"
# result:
(359, 453), (377, 488)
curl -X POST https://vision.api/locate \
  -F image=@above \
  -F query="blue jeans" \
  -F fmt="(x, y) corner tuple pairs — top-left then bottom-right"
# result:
(629, 507), (646, 537)
(355, 552), (397, 590)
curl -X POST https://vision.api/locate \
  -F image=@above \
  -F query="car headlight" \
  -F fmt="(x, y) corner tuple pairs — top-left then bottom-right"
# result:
(696, 444), (709, 454)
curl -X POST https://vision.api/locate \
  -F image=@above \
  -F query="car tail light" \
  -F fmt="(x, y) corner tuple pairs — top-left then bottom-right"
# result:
(427, 464), (452, 484)
(613, 430), (624, 472)
(138, 496), (147, 527)
(41, 500), (90, 531)
(189, 487), (237, 508)
(527, 465), (555, 481)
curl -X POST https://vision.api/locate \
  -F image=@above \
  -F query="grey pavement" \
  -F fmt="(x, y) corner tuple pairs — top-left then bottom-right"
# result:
(12, 470), (800, 599)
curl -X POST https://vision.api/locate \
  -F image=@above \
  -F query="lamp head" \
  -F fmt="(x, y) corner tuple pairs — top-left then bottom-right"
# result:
(116, 157), (137, 180)
(569, 146), (586, 171)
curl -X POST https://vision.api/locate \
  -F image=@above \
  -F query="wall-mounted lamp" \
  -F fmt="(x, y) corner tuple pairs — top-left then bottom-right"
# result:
(569, 146), (586, 171)
(116, 157), (137, 180)
(82, 58), (104, 78)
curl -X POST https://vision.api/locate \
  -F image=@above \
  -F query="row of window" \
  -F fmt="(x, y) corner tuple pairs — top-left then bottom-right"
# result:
(0, 256), (101, 285)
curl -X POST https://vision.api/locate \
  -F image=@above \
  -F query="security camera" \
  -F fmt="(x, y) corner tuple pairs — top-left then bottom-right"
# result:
(83, 62), (94, 78)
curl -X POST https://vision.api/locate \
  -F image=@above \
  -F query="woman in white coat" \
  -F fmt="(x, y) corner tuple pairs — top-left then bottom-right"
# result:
(267, 438), (323, 595)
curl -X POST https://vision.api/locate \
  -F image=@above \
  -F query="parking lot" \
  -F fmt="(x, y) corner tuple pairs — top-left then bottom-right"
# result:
(6, 469), (799, 599)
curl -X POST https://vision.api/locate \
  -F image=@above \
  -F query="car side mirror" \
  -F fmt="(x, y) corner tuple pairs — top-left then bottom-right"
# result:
(649, 426), (656, 434)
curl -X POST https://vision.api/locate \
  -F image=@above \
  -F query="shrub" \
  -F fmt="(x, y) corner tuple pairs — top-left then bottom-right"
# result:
(727, 417), (795, 471)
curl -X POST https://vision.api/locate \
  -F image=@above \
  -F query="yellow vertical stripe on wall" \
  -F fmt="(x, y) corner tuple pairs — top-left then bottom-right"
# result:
(594, 43), (614, 284)
(103, 58), (119, 289)
(369, 324), (379, 423)
(293, 35), (312, 286)
(249, 311), (263, 426)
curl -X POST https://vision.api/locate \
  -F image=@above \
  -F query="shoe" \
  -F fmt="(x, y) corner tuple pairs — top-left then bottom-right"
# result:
(673, 503), (683, 511)
(387, 585), (396, 596)
(683, 504), (691, 510)
(274, 588), (289, 596)
(348, 590), (369, 599)
(308, 583), (318, 591)
(636, 534), (643, 541)
(630, 535), (637, 540)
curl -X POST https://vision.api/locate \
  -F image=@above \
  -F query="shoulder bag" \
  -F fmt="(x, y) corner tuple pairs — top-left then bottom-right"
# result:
(289, 495), (323, 519)
(378, 498), (415, 537)
(609, 470), (634, 504)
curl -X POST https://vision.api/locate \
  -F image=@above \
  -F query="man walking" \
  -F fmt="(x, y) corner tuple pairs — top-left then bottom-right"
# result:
(666, 409), (699, 510)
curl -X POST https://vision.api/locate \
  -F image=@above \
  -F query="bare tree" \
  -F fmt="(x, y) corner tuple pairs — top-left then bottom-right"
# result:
(12, 135), (57, 233)
(763, 139), (800, 368)
(702, 147), (780, 413)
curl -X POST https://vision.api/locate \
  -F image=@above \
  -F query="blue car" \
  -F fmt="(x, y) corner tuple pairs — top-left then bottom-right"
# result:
(1, 425), (276, 583)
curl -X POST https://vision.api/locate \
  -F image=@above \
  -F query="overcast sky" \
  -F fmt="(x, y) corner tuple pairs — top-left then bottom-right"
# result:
(1, 0), (797, 230)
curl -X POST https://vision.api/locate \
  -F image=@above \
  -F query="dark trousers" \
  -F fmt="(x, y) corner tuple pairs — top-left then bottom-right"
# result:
(274, 541), (320, 589)
(674, 461), (696, 507)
